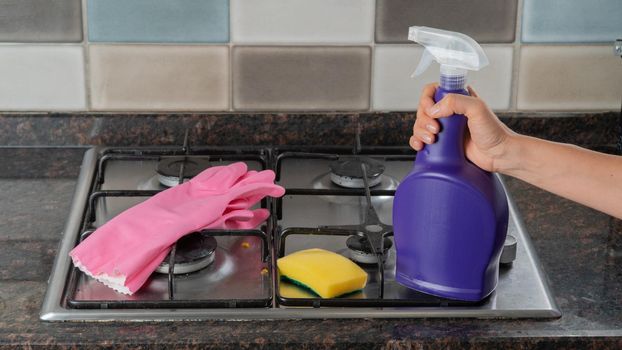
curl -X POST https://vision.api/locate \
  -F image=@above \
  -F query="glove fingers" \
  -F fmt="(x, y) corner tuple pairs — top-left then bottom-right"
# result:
(227, 182), (285, 204)
(201, 209), (255, 230)
(222, 209), (270, 230)
(224, 171), (285, 209)
(190, 162), (248, 191)
(233, 169), (277, 187)
(227, 197), (249, 210)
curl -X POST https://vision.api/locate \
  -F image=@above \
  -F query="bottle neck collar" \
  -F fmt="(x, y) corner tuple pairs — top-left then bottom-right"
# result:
(439, 74), (466, 91)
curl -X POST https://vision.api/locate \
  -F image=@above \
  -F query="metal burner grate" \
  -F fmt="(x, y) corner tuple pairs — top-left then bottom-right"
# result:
(64, 131), (274, 309)
(273, 146), (485, 308)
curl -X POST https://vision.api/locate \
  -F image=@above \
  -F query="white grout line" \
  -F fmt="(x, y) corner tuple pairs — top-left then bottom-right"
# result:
(81, 0), (91, 112)
(0, 42), (83, 46)
(1, 109), (614, 115)
(510, 0), (525, 112)
(367, 0), (377, 113)
(228, 0), (234, 112)
(228, 43), (233, 112)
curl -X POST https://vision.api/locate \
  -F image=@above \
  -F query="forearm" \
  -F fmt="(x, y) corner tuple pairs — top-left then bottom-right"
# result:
(498, 134), (622, 219)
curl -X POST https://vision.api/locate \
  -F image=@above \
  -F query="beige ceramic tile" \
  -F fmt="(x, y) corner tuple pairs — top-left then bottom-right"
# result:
(373, 45), (513, 111)
(90, 45), (229, 111)
(517, 46), (622, 110)
(233, 46), (371, 111)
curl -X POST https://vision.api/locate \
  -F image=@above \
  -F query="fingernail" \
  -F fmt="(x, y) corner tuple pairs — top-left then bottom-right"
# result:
(423, 135), (432, 143)
(427, 105), (440, 116)
(425, 124), (438, 133)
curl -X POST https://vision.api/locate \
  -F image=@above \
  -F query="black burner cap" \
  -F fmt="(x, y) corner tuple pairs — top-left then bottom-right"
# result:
(346, 234), (393, 253)
(168, 232), (217, 264)
(329, 156), (385, 179)
(156, 157), (211, 178)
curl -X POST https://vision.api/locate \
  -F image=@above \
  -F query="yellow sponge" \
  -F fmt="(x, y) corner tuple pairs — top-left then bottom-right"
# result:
(277, 248), (367, 298)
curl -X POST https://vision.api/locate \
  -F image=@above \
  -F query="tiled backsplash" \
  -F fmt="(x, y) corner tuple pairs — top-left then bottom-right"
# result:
(0, 0), (620, 112)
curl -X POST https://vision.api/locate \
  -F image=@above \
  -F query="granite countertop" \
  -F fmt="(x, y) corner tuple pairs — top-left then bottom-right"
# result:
(0, 113), (621, 349)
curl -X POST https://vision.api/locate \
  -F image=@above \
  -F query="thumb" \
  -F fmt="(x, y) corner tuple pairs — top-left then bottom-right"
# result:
(425, 93), (485, 121)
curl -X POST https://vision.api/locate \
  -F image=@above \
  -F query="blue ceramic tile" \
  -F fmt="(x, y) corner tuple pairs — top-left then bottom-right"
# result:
(88, 0), (229, 43)
(522, 0), (622, 43)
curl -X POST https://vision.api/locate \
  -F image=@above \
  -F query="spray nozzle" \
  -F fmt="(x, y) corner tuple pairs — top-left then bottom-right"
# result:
(408, 26), (489, 81)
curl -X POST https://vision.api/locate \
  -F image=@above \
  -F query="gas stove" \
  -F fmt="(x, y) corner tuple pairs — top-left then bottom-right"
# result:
(41, 140), (560, 321)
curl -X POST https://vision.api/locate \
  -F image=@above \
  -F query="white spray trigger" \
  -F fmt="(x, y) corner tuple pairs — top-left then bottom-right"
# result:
(411, 50), (433, 78)
(408, 26), (488, 78)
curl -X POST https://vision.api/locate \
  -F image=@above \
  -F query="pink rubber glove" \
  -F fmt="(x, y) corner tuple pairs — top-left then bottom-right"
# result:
(120, 208), (271, 295)
(69, 162), (284, 295)
(226, 170), (284, 210)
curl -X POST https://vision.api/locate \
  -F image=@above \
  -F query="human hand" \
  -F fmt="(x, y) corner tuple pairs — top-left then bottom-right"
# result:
(409, 83), (516, 172)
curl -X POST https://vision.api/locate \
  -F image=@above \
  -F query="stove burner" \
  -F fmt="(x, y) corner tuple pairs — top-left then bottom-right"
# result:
(156, 232), (217, 275)
(329, 157), (385, 188)
(156, 157), (211, 187)
(346, 235), (393, 264)
(312, 170), (399, 206)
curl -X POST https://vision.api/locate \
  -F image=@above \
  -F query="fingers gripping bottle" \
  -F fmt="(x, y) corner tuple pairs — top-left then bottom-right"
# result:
(392, 27), (509, 301)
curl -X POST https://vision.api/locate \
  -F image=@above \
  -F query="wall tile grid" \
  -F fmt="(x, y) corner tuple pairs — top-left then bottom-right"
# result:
(0, 0), (619, 112)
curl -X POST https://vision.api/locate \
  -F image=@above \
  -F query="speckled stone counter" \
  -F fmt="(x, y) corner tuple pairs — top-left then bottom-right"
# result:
(0, 112), (618, 147)
(0, 113), (621, 349)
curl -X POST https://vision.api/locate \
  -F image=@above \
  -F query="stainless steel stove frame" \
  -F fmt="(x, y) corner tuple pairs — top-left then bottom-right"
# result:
(41, 146), (561, 321)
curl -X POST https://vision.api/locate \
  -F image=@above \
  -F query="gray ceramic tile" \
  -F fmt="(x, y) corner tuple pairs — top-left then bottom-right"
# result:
(90, 45), (229, 111)
(0, 0), (82, 42)
(233, 47), (371, 111)
(88, 0), (229, 43)
(522, 0), (622, 43)
(517, 46), (622, 110)
(375, 0), (518, 43)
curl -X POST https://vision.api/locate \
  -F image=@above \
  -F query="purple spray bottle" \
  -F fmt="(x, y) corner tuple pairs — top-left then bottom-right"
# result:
(393, 27), (509, 301)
